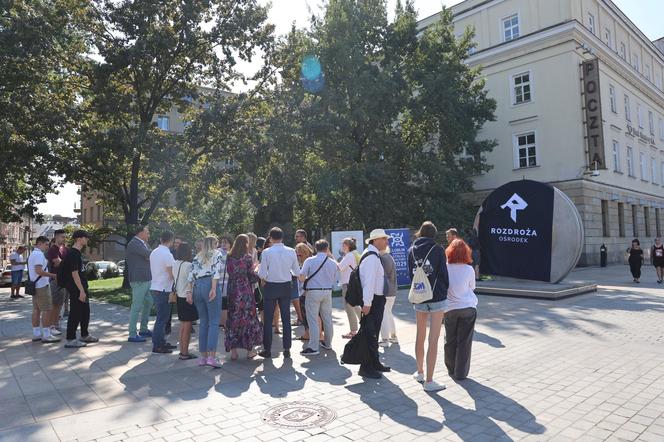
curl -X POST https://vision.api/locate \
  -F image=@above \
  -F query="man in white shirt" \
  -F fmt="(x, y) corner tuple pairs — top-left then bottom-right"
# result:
(358, 229), (390, 379)
(257, 227), (300, 359)
(149, 230), (176, 353)
(9, 246), (26, 299)
(28, 237), (59, 342)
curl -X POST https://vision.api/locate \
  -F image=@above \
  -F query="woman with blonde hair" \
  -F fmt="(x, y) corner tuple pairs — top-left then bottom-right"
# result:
(185, 236), (224, 368)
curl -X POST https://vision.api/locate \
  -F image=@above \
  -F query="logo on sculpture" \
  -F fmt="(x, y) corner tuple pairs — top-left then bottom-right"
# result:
(500, 193), (528, 222)
(262, 401), (336, 429)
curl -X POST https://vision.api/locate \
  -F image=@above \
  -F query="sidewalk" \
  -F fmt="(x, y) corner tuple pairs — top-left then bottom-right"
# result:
(1, 264), (664, 441)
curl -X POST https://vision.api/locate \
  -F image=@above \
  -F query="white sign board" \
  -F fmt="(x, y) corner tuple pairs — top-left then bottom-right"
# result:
(330, 230), (364, 261)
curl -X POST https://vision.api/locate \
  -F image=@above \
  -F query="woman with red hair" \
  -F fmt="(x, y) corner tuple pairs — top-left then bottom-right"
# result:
(444, 239), (478, 380)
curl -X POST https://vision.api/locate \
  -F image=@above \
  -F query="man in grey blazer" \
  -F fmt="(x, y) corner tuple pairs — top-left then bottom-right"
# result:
(126, 225), (153, 342)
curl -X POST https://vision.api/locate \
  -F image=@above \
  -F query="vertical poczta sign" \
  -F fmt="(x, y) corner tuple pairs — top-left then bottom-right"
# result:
(583, 59), (606, 169)
(478, 180), (554, 282)
(385, 228), (412, 286)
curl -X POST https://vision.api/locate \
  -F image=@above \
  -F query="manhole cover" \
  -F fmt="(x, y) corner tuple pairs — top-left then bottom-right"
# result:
(262, 401), (336, 429)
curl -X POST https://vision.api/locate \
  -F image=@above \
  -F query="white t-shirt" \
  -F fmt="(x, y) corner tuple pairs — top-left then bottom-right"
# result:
(338, 251), (358, 285)
(10, 252), (25, 271)
(149, 245), (176, 292)
(446, 263), (478, 312)
(28, 249), (50, 289)
(171, 260), (192, 298)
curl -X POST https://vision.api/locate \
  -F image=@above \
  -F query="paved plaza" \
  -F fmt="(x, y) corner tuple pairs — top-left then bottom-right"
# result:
(1, 265), (664, 441)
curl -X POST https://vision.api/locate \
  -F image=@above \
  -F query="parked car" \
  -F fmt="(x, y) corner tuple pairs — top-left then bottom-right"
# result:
(85, 261), (120, 279)
(117, 260), (125, 276)
(1, 265), (28, 286)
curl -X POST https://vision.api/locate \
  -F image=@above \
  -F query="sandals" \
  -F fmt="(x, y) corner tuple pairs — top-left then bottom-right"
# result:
(342, 332), (357, 339)
(247, 351), (257, 359)
(179, 353), (197, 360)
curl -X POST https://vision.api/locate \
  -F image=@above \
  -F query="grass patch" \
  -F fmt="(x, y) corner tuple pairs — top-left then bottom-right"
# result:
(88, 277), (132, 307)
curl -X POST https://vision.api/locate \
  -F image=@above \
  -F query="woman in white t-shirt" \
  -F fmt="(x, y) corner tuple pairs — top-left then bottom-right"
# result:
(171, 242), (196, 360)
(337, 238), (361, 339)
(444, 239), (478, 381)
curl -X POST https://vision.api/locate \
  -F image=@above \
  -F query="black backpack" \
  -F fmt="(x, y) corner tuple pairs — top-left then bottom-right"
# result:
(345, 251), (378, 307)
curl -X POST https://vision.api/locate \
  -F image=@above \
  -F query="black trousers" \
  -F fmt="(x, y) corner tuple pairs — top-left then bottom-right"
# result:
(66, 289), (90, 341)
(262, 282), (292, 352)
(444, 307), (477, 380)
(629, 259), (642, 278)
(359, 294), (386, 372)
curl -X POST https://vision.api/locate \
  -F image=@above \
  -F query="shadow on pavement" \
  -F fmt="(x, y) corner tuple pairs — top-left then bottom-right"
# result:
(253, 357), (306, 398)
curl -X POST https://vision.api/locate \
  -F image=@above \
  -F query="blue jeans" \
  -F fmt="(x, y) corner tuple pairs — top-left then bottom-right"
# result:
(151, 290), (170, 350)
(193, 276), (222, 353)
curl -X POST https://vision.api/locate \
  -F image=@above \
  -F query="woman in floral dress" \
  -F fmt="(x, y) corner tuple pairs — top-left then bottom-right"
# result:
(225, 234), (262, 360)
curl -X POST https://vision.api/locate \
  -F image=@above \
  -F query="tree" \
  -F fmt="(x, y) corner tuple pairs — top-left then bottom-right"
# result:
(0, 0), (87, 222)
(60, 0), (274, 241)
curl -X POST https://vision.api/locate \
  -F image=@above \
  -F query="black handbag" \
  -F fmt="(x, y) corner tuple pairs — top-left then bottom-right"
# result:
(341, 316), (370, 365)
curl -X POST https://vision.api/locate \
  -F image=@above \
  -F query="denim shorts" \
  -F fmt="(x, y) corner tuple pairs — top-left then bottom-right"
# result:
(413, 300), (447, 313)
(11, 270), (23, 286)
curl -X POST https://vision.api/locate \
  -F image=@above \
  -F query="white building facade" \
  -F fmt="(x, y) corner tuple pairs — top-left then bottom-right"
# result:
(420, 0), (664, 265)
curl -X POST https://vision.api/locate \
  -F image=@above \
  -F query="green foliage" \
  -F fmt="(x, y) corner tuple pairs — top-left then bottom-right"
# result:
(0, 0), (87, 222)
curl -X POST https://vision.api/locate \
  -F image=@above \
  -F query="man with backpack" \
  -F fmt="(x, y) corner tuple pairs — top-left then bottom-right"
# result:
(356, 229), (390, 379)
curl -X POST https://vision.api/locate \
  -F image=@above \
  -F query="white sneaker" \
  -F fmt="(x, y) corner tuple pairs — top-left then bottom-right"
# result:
(42, 335), (61, 343)
(423, 381), (446, 392)
(31, 335), (42, 342)
(65, 339), (87, 348)
(50, 327), (62, 336)
(413, 372), (424, 383)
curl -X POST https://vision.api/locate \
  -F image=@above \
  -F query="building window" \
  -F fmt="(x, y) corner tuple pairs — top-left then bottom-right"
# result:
(619, 42), (626, 60)
(645, 207), (651, 237)
(609, 85), (617, 113)
(640, 152), (648, 181)
(649, 111), (655, 135)
(157, 115), (170, 131)
(612, 140), (621, 172)
(514, 132), (537, 168)
(624, 94), (631, 121)
(587, 13), (595, 34)
(627, 146), (635, 176)
(604, 28), (612, 48)
(657, 208), (662, 237)
(601, 200), (610, 237)
(633, 54), (640, 73)
(512, 72), (532, 105)
(632, 205), (639, 237)
(637, 103), (643, 128)
(618, 203), (626, 237)
(502, 14), (519, 42)
(652, 157), (658, 184)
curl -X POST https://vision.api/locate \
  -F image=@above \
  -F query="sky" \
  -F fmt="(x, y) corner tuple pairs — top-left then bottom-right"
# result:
(39, 0), (664, 218)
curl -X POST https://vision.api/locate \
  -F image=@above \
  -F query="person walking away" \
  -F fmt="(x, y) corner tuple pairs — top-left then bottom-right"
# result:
(9, 246), (26, 299)
(408, 221), (450, 392)
(225, 234), (262, 360)
(627, 239), (644, 283)
(61, 230), (99, 348)
(149, 231), (176, 354)
(125, 226), (153, 342)
(444, 239), (478, 381)
(338, 238), (361, 339)
(185, 236), (223, 367)
(46, 229), (68, 335)
(379, 247), (398, 346)
(357, 229), (390, 379)
(256, 227), (299, 359)
(651, 238), (664, 283)
(299, 240), (337, 356)
(172, 242), (197, 360)
(29, 236), (59, 343)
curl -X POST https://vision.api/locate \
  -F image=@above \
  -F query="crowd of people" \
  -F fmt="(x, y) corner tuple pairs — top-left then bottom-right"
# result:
(12, 221), (480, 391)
(626, 237), (664, 283)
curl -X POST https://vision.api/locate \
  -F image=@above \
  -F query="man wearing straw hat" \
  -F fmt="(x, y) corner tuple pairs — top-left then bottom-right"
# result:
(357, 228), (391, 379)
